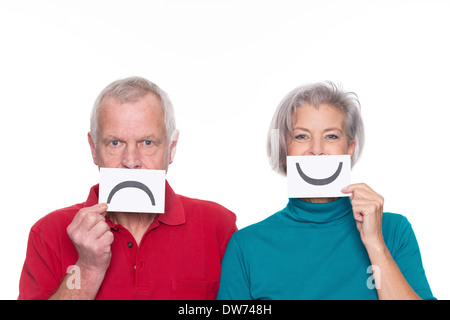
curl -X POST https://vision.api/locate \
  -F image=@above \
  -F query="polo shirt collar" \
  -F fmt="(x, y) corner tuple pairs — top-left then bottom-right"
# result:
(84, 180), (186, 227)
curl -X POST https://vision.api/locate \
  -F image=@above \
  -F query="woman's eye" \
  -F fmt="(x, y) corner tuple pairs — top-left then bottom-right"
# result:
(326, 134), (339, 140)
(295, 134), (308, 140)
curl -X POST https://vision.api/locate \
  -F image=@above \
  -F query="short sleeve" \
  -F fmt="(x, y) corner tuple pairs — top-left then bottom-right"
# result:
(385, 214), (435, 300)
(18, 227), (63, 299)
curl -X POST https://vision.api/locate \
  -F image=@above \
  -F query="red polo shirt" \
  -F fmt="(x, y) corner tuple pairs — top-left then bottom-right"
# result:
(18, 181), (237, 300)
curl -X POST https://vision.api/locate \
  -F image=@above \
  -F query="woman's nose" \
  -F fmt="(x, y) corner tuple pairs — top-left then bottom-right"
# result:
(121, 145), (142, 169)
(309, 138), (324, 156)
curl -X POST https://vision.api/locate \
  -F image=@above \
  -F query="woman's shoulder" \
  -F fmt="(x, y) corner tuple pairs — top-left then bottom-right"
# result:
(382, 212), (419, 254)
(382, 212), (412, 231)
(231, 210), (285, 242)
(382, 212), (415, 239)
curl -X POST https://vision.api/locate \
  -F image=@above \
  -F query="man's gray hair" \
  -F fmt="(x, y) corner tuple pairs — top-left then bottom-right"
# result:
(267, 81), (365, 175)
(90, 76), (176, 145)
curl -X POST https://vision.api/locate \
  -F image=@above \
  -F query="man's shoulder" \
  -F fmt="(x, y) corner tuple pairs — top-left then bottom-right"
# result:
(178, 194), (236, 221)
(31, 202), (85, 234)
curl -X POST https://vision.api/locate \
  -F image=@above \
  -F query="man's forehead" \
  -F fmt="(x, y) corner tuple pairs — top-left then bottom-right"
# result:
(100, 92), (162, 109)
(97, 96), (166, 133)
(97, 96), (165, 123)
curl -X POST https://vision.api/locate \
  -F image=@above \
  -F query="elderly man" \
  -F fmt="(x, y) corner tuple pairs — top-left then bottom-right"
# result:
(19, 77), (237, 300)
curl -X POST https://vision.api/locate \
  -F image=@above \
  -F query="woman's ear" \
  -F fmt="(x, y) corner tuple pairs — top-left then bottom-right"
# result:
(347, 139), (356, 157)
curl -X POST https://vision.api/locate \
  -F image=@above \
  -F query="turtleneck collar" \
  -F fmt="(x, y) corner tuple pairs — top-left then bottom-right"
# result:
(284, 197), (354, 225)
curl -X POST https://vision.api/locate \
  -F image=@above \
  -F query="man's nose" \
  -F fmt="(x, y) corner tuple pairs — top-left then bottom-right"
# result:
(121, 144), (143, 169)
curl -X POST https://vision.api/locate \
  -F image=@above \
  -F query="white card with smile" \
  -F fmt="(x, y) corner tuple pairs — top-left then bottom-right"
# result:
(287, 155), (351, 198)
(99, 168), (166, 213)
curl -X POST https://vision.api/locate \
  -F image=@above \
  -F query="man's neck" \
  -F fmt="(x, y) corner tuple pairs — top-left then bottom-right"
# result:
(107, 212), (156, 246)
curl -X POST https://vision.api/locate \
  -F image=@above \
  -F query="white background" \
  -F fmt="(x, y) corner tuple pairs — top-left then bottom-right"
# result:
(1, 0), (449, 300)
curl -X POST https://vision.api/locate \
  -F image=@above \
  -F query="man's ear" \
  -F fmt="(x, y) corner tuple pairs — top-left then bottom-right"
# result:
(169, 130), (179, 164)
(88, 132), (99, 166)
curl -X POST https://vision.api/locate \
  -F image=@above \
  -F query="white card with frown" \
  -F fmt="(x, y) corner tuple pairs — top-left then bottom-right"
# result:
(99, 168), (165, 213)
(287, 155), (351, 198)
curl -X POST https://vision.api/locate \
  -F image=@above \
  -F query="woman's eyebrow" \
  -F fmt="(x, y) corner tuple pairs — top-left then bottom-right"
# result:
(323, 128), (343, 133)
(292, 127), (344, 134)
(292, 127), (311, 132)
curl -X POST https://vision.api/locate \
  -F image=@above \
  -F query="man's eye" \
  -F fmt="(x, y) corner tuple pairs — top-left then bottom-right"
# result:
(143, 140), (153, 146)
(110, 140), (120, 147)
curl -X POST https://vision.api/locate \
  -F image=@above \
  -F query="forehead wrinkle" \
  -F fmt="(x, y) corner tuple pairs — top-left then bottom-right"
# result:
(292, 127), (343, 133)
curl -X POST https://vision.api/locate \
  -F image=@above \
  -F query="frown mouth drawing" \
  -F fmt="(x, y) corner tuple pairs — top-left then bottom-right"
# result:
(295, 162), (343, 186)
(107, 181), (156, 206)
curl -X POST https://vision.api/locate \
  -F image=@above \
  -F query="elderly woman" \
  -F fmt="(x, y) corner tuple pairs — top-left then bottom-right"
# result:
(217, 82), (434, 300)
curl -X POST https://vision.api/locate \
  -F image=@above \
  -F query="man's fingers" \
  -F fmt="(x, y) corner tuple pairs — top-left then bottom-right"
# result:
(70, 204), (108, 229)
(90, 219), (112, 239)
(99, 230), (115, 247)
(67, 203), (109, 243)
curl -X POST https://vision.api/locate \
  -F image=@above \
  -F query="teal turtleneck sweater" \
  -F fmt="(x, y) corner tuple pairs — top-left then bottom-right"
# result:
(217, 197), (434, 299)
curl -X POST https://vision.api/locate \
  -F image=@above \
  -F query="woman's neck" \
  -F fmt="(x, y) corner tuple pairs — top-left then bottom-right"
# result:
(301, 197), (339, 204)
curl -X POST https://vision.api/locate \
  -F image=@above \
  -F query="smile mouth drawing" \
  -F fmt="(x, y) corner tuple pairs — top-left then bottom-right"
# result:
(295, 162), (343, 186)
(107, 181), (156, 206)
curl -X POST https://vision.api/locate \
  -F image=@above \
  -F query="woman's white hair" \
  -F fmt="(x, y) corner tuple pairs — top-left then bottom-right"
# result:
(267, 81), (365, 175)
(90, 76), (176, 146)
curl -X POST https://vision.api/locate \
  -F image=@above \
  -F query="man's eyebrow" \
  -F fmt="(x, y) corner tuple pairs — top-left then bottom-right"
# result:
(140, 135), (157, 140)
(101, 134), (163, 144)
(102, 134), (120, 141)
